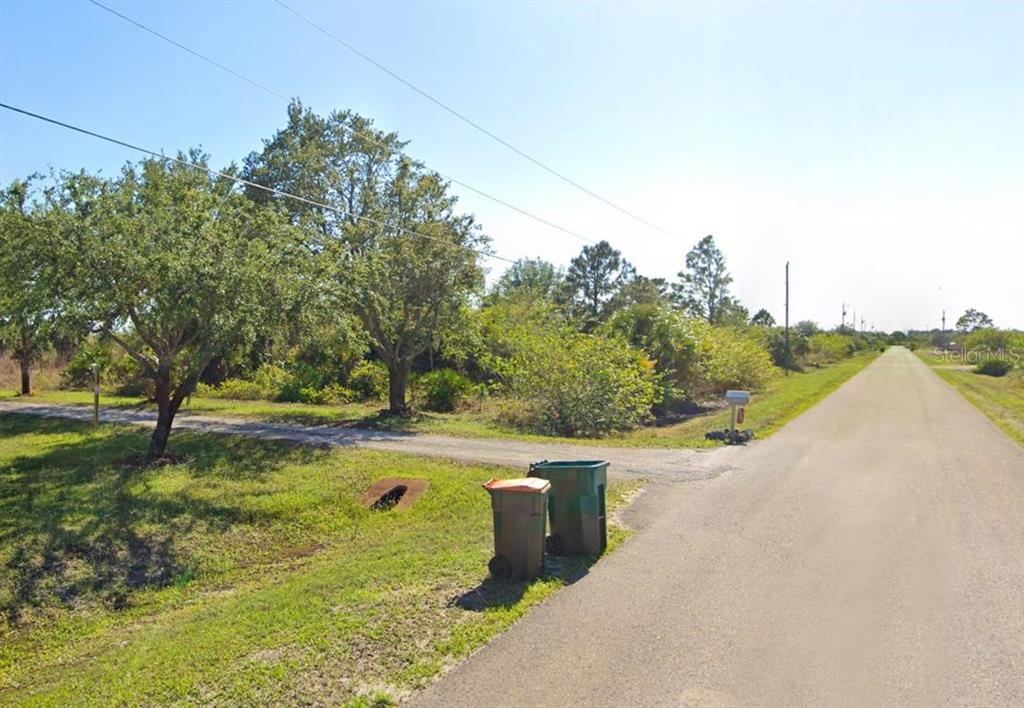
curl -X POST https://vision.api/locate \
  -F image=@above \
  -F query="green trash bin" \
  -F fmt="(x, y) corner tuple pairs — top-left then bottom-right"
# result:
(483, 478), (551, 580)
(529, 460), (608, 557)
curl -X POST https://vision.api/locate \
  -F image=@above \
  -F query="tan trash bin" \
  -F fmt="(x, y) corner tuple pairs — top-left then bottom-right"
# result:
(483, 478), (550, 580)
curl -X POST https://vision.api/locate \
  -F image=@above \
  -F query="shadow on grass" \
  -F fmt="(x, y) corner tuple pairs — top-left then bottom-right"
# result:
(451, 554), (601, 612)
(0, 413), (328, 623)
(346, 409), (438, 433)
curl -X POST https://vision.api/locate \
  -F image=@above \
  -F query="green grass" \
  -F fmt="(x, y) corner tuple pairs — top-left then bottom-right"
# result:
(0, 414), (641, 706)
(916, 351), (1024, 446)
(3, 353), (879, 449)
(614, 353), (881, 447)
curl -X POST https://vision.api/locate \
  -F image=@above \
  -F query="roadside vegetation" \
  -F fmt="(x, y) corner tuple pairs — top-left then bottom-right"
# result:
(0, 413), (641, 705)
(1, 351), (879, 449)
(910, 320), (1024, 446)
(1, 100), (887, 460)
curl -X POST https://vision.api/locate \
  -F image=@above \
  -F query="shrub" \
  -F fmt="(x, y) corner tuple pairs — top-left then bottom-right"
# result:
(61, 341), (112, 389)
(697, 326), (775, 393)
(806, 333), (854, 364)
(603, 305), (701, 408)
(499, 331), (656, 437)
(61, 340), (151, 396)
(321, 383), (356, 404)
(198, 364), (296, 401)
(975, 359), (1013, 377)
(348, 360), (388, 401)
(419, 369), (472, 412)
(253, 363), (295, 396)
(202, 378), (267, 400)
(758, 328), (806, 371)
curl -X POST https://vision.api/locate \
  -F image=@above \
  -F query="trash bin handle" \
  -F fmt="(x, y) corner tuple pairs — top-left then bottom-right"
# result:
(529, 459), (549, 473)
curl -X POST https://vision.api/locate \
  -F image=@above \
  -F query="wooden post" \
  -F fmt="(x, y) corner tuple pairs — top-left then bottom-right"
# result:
(92, 363), (99, 427)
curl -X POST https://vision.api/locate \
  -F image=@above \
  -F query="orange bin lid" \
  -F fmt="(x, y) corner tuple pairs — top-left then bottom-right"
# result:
(483, 477), (551, 493)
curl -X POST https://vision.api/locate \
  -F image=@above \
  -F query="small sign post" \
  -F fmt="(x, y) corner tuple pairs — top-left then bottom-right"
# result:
(91, 363), (100, 428)
(725, 390), (751, 434)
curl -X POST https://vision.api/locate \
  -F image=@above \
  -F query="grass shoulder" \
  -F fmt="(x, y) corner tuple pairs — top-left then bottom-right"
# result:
(0, 414), (642, 705)
(915, 350), (1024, 446)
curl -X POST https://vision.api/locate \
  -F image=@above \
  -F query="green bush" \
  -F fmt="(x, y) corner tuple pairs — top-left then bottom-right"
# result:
(198, 363), (295, 401)
(61, 340), (151, 396)
(806, 333), (854, 364)
(348, 360), (389, 401)
(494, 328), (656, 437)
(975, 359), (1013, 377)
(418, 369), (472, 412)
(697, 326), (775, 393)
(200, 378), (267, 400)
(603, 305), (701, 408)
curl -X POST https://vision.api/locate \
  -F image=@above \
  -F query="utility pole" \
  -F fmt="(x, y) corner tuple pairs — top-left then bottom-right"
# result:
(841, 303), (847, 331)
(852, 310), (857, 333)
(860, 316), (865, 332)
(785, 261), (790, 376)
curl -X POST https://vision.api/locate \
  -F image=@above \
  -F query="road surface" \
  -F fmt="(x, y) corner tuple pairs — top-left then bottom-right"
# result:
(412, 347), (1024, 706)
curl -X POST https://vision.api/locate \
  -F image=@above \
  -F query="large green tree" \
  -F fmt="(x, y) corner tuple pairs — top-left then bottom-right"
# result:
(0, 176), (63, 395)
(62, 153), (303, 459)
(488, 258), (566, 305)
(750, 308), (776, 327)
(673, 235), (733, 324)
(566, 240), (635, 331)
(956, 309), (994, 333)
(246, 103), (486, 413)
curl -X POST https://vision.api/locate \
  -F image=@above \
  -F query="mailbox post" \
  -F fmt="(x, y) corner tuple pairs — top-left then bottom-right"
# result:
(91, 363), (100, 428)
(725, 390), (751, 434)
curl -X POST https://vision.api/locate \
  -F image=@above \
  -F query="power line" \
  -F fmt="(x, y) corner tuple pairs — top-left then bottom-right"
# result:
(86, 0), (595, 247)
(87, 0), (288, 102)
(273, 0), (678, 239)
(0, 102), (516, 264)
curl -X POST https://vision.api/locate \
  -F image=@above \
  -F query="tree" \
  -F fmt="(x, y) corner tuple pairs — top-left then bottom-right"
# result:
(243, 100), (404, 245)
(0, 176), (62, 395)
(955, 309), (993, 333)
(750, 308), (776, 327)
(488, 258), (566, 304)
(565, 240), (635, 330)
(247, 103), (486, 413)
(612, 276), (669, 308)
(62, 154), (303, 459)
(717, 297), (750, 328)
(795, 320), (821, 338)
(347, 204), (484, 413)
(673, 235), (732, 324)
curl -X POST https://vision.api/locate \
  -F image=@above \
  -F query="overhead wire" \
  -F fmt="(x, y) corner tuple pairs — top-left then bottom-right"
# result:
(86, 0), (596, 247)
(273, 0), (678, 239)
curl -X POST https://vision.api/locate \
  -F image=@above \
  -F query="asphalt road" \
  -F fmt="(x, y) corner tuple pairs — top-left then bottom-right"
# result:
(412, 347), (1024, 707)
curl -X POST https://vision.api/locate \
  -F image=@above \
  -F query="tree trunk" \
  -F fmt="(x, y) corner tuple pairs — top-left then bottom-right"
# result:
(387, 359), (410, 414)
(19, 357), (30, 396)
(147, 371), (180, 460)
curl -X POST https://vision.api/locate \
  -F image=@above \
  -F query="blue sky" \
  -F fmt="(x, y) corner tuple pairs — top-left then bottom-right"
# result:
(2, 0), (1021, 330)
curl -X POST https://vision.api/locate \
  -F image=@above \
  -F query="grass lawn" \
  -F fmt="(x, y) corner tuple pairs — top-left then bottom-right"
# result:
(916, 351), (1024, 446)
(3, 353), (879, 450)
(0, 414), (641, 706)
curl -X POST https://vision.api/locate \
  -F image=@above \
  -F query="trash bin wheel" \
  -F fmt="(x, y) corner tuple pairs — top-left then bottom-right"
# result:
(488, 554), (512, 579)
(545, 533), (565, 556)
